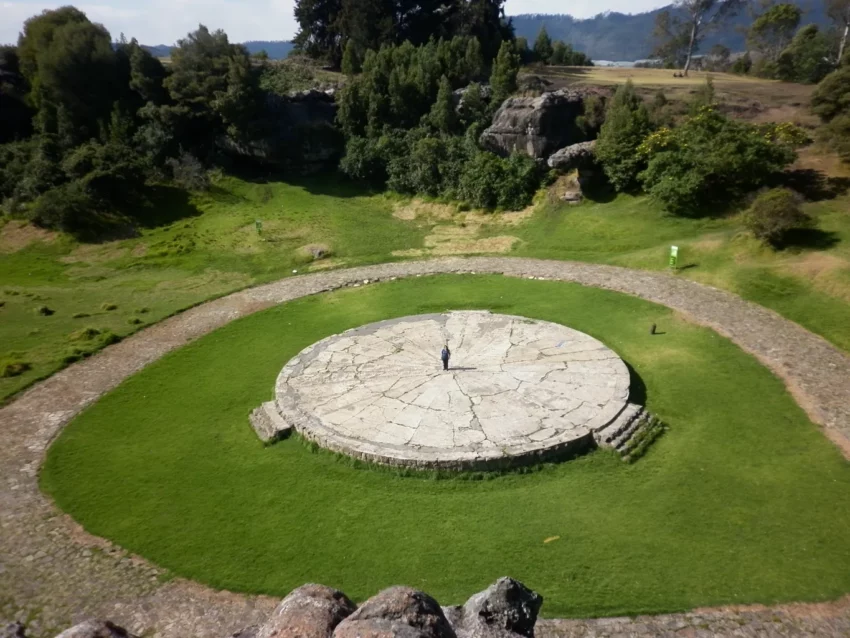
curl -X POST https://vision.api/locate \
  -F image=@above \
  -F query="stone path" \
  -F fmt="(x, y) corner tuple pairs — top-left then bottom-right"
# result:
(2, 257), (850, 637)
(273, 312), (629, 469)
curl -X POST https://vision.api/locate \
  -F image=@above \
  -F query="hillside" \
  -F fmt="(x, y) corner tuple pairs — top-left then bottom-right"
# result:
(510, 2), (831, 61)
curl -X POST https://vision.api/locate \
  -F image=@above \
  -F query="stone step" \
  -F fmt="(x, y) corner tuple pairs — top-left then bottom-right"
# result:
(594, 403), (643, 445)
(613, 412), (650, 450)
(249, 401), (293, 443)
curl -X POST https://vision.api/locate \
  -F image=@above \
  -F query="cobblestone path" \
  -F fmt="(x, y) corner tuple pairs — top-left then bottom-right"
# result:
(2, 257), (849, 637)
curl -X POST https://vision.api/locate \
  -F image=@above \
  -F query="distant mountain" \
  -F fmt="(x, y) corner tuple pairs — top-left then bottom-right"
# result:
(141, 40), (294, 59)
(510, 2), (830, 61)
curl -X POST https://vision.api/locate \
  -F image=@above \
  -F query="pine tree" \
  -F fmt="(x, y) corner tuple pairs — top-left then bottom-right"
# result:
(428, 75), (458, 133)
(595, 80), (652, 192)
(489, 41), (519, 107)
(341, 40), (361, 76)
(533, 26), (554, 63)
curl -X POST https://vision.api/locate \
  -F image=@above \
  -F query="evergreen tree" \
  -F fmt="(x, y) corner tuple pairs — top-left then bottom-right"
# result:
(341, 40), (361, 76)
(595, 80), (652, 192)
(777, 25), (834, 83)
(428, 75), (458, 133)
(293, 0), (344, 64)
(747, 3), (801, 64)
(550, 41), (567, 65)
(458, 81), (488, 129)
(533, 26), (554, 63)
(489, 40), (519, 107)
(0, 46), (33, 143)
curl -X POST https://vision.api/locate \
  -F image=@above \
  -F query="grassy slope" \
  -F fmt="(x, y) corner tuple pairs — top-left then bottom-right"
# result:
(41, 276), (850, 616)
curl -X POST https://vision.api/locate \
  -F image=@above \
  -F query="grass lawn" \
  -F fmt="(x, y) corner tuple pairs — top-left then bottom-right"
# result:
(42, 276), (850, 617)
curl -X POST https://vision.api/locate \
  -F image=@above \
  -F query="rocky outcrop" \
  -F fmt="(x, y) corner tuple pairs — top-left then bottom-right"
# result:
(546, 141), (596, 171)
(219, 90), (343, 173)
(335, 587), (455, 638)
(442, 578), (542, 638)
(256, 584), (356, 638)
(479, 89), (606, 160)
(48, 579), (541, 638)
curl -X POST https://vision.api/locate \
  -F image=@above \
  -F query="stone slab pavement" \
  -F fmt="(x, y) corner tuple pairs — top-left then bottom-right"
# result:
(2, 257), (850, 637)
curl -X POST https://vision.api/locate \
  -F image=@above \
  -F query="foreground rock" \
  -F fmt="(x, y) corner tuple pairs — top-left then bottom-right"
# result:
(256, 584), (355, 638)
(54, 621), (135, 638)
(479, 89), (607, 160)
(546, 141), (596, 171)
(443, 578), (542, 638)
(334, 587), (455, 638)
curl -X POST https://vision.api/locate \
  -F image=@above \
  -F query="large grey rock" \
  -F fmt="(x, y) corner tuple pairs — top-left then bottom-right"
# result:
(443, 578), (542, 638)
(54, 620), (135, 638)
(546, 141), (596, 171)
(219, 90), (342, 173)
(479, 89), (603, 159)
(256, 584), (356, 638)
(334, 587), (455, 638)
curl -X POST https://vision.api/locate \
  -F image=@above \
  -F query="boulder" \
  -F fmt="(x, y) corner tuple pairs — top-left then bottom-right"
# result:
(54, 620), (136, 638)
(255, 584), (356, 638)
(442, 578), (542, 638)
(219, 90), (343, 173)
(479, 89), (603, 159)
(334, 587), (455, 638)
(546, 141), (596, 171)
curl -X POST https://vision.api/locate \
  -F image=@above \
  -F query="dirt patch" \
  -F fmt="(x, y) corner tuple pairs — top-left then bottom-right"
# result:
(154, 269), (253, 293)
(131, 243), (148, 258)
(782, 253), (850, 302)
(61, 242), (128, 265)
(393, 226), (519, 256)
(465, 204), (537, 227)
(393, 200), (457, 221)
(308, 258), (347, 271)
(688, 236), (726, 252)
(0, 221), (59, 253)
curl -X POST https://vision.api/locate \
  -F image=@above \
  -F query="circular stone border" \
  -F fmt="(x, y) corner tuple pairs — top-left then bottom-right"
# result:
(273, 312), (630, 470)
(2, 257), (850, 638)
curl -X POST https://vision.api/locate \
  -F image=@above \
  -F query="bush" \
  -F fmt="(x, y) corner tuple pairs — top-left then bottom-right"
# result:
(28, 181), (105, 236)
(457, 151), (540, 210)
(166, 152), (209, 191)
(1, 358), (31, 378)
(639, 108), (796, 215)
(595, 81), (652, 192)
(743, 188), (811, 246)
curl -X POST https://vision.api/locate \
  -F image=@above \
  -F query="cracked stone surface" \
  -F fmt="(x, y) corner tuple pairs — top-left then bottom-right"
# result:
(2, 257), (850, 637)
(274, 312), (628, 469)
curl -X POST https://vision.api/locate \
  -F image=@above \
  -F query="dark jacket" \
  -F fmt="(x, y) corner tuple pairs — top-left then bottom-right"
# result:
(441, 347), (450, 361)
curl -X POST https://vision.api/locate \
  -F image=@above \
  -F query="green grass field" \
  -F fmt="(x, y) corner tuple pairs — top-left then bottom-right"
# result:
(2, 172), (850, 405)
(42, 276), (850, 616)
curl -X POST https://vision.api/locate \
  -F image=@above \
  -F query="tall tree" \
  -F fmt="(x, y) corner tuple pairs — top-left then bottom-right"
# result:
(533, 26), (554, 63)
(777, 24), (834, 83)
(456, 0), (513, 62)
(0, 46), (34, 143)
(653, 0), (744, 75)
(293, 0), (344, 64)
(489, 40), (519, 107)
(747, 3), (802, 62)
(827, 0), (850, 64)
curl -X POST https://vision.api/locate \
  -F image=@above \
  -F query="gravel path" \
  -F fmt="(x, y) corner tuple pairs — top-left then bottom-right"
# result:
(2, 257), (849, 638)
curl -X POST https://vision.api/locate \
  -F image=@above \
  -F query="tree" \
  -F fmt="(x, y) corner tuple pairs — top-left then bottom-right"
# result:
(811, 64), (850, 122)
(533, 26), (554, 63)
(514, 36), (532, 64)
(777, 25), (833, 83)
(0, 46), (34, 143)
(341, 40), (361, 75)
(827, 0), (850, 64)
(489, 40), (519, 107)
(653, 0), (744, 75)
(595, 81), (652, 192)
(456, 0), (513, 62)
(747, 3), (801, 63)
(428, 75), (458, 133)
(293, 0), (343, 64)
(458, 82), (488, 128)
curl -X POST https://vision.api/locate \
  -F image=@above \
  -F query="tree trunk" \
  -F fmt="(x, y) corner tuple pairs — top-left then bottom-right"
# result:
(683, 21), (698, 76)
(839, 23), (849, 65)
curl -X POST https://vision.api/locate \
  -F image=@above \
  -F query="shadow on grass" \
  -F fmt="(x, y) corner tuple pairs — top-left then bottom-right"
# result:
(778, 228), (841, 251)
(625, 361), (647, 406)
(779, 169), (850, 202)
(130, 185), (204, 229)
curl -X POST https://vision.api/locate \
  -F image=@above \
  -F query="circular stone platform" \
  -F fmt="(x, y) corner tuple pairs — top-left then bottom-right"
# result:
(274, 311), (630, 469)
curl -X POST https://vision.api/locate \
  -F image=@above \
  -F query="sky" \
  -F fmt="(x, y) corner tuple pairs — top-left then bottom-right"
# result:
(1, 0), (671, 46)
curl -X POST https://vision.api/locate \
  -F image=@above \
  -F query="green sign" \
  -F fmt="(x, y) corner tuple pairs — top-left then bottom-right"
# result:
(255, 219), (263, 235)
(669, 245), (679, 268)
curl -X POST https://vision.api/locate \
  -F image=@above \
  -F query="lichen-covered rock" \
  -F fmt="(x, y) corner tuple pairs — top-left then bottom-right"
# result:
(54, 620), (135, 638)
(256, 584), (356, 638)
(479, 90), (600, 159)
(546, 141), (596, 171)
(443, 578), (542, 638)
(334, 587), (455, 638)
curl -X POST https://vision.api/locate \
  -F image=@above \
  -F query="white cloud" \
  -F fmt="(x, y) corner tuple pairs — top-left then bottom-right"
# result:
(2, 0), (669, 46)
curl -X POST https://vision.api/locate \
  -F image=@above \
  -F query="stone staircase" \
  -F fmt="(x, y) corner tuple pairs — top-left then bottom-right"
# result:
(593, 403), (664, 461)
(249, 401), (293, 443)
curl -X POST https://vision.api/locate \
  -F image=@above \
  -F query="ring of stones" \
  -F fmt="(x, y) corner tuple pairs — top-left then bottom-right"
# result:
(275, 311), (630, 470)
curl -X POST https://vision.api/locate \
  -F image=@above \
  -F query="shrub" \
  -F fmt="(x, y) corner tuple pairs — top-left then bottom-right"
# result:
(36, 306), (55, 316)
(595, 81), (652, 192)
(743, 188), (811, 246)
(28, 182), (101, 235)
(457, 151), (540, 210)
(1, 359), (31, 378)
(70, 327), (102, 341)
(101, 302), (118, 311)
(639, 108), (796, 215)
(72, 312), (90, 319)
(166, 152), (209, 191)
(811, 65), (850, 123)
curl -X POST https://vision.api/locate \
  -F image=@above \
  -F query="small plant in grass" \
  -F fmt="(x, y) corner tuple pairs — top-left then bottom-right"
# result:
(743, 188), (812, 247)
(129, 317), (143, 325)
(135, 307), (150, 314)
(36, 306), (55, 316)
(0, 301), (5, 308)
(72, 312), (90, 319)
(70, 327), (102, 341)
(1, 359), (31, 378)
(101, 302), (118, 311)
